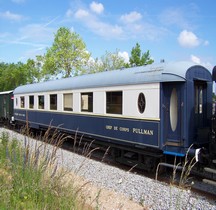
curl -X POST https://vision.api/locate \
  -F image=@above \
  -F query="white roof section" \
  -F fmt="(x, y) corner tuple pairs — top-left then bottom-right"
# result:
(13, 61), (208, 95)
(0, 90), (13, 95)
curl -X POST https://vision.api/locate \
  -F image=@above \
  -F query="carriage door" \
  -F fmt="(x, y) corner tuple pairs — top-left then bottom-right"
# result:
(163, 83), (182, 146)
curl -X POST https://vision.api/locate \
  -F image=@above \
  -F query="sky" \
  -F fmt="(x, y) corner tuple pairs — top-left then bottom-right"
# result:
(0, 0), (215, 70)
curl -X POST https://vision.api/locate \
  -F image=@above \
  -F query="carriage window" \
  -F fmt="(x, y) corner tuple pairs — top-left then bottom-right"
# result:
(106, 91), (122, 114)
(29, 95), (34, 109)
(64, 93), (73, 111)
(16, 98), (18, 106)
(20, 96), (25, 108)
(195, 86), (203, 114)
(38, 95), (44, 109)
(170, 88), (178, 132)
(81, 92), (93, 112)
(50, 94), (57, 110)
(138, 93), (146, 114)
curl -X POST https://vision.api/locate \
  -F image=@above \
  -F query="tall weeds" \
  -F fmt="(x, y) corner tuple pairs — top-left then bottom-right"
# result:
(155, 145), (198, 209)
(172, 145), (197, 188)
(0, 129), (92, 209)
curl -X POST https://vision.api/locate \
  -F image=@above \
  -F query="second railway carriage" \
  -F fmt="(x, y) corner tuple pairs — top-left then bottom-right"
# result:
(13, 61), (212, 169)
(0, 90), (14, 123)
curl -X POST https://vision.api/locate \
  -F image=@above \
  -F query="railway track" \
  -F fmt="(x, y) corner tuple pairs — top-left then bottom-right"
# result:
(2, 124), (216, 201)
(59, 132), (216, 201)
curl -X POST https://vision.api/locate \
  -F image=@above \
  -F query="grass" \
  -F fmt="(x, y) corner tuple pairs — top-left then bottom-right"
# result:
(155, 144), (198, 209)
(155, 144), (197, 188)
(0, 129), (93, 210)
(172, 145), (197, 188)
(2, 125), (201, 210)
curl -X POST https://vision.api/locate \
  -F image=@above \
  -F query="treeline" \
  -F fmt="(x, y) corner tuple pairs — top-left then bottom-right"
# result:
(0, 27), (154, 91)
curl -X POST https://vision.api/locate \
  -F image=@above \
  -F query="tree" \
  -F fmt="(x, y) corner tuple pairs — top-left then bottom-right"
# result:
(128, 43), (154, 67)
(0, 59), (45, 91)
(26, 57), (44, 83)
(43, 27), (91, 78)
(0, 62), (28, 91)
(100, 50), (127, 71)
(86, 50), (127, 74)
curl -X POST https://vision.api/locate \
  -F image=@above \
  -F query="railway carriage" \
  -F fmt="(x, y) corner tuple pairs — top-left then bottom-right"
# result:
(13, 61), (213, 170)
(0, 90), (14, 123)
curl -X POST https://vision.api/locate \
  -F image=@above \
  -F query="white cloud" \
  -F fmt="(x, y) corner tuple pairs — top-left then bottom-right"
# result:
(74, 9), (123, 38)
(118, 51), (129, 63)
(19, 23), (55, 43)
(43, 16), (60, 27)
(203, 40), (209, 46)
(69, 3), (166, 40)
(25, 46), (46, 57)
(90, 1), (104, 14)
(190, 54), (200, 64)
(120, 11), (142, 24)
(159, 8), (189, 29)
(89, 21), (123, 38)
(66, 9), (73, 18)
(0, 11), (24, 21)
(75, 9), (89, 19)
(1, 21), (54, 62)
(190, 54), (213, 69)
(0, 32), (11, 39)
(178, 30), (200, 48)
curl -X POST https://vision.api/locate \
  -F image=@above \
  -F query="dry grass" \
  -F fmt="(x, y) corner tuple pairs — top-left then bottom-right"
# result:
(0, 128), (94, 209)
(0, 126), (150, 209)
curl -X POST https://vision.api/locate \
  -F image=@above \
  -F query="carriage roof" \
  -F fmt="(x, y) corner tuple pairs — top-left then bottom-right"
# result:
(0, 90), (13, 95)
(13, 61), (210, 94)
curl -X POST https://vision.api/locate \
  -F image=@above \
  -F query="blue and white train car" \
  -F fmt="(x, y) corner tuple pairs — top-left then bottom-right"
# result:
(13, 61), (212, 168)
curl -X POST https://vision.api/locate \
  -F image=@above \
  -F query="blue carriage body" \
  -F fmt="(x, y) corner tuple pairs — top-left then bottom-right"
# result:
(13, 61), (212, 157)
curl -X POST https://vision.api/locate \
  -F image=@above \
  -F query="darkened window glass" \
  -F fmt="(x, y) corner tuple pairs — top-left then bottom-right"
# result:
(29, 95), (34, 109)
(106, 91), (122, 114)
(195, 85), (203, 114)
(81, 92), (93, 112)
(64, 93), (73, 111)
(50, 94), (57, 110)
(20, 96), (25, 108)
(138, 93), (146, 114)
(38, 95), (44, 109)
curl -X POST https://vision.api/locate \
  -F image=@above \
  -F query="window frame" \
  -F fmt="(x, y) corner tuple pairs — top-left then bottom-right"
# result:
(20, 96), (25, 108)
(81, 92), (93, 112)
(63, 93), (73, 111)
(29, 95), (34, 109)
(106, 91), (122, 114)
(50, 94), (57, 110)
(38, 95), (44, 109)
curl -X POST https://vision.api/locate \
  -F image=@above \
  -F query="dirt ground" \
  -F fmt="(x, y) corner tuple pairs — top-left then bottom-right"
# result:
(65, 172), (148, 210)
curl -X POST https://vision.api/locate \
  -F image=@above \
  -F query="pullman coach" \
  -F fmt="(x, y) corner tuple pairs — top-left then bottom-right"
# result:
(13, 61), (213, 170)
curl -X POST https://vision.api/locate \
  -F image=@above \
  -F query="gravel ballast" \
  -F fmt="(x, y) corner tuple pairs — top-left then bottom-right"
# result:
(1, 128), (216, 210)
